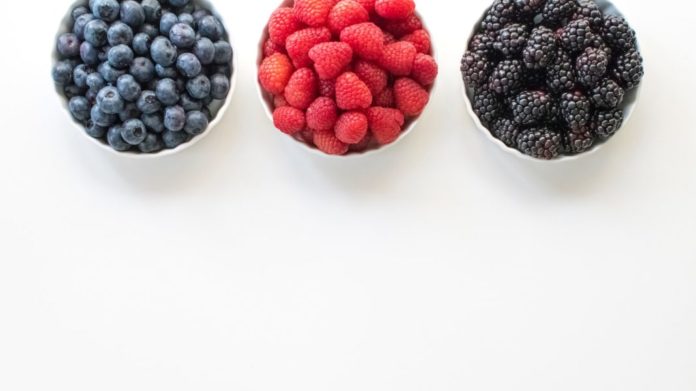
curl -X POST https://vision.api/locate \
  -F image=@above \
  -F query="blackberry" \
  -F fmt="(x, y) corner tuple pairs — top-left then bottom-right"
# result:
(592, 109), (624, 138)
(516, 127), (562, 159)
(469, 33), (496, 55)
(560, 91), (591, 129)
(481, 0), (517, 32)
(590, 79), (624, 109)
(603, 15), (636, 52)
(589, 34), (613, 60)
(572, 0), (603, 30)
(473, 88), (503, 125)
(489, 59), (524, 95)
(511, 90), (551, 125)
(491, 117), (521, 147)
(546, 49), (576, 93)
(563, 128), (595, 154)
(493, 24), (529, 58)
(547, 100), (562, 124)
(514, 0), (546, 14)
(522, 26), (557, 69)
(612, 49), (644, 90)
(461, 51), (491, 89)
(560, 19), (596, 54)
(576, 47), (608, 87)
(542, 0), (577, 26)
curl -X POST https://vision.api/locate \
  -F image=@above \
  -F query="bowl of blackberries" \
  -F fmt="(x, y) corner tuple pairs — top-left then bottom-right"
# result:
(52, 0), (235, 157)
(461, 0), (644, 161)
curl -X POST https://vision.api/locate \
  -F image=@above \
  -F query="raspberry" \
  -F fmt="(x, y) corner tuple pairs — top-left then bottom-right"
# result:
(306, 97), (338, 131)
(294, 0), (336, 27)
(383, 32), (397, 44)
(335, 111), (369, 144)
(335, 71), (373, 110)
(381, 14), (422, 37)
(356, 0), (376, 13)
(328, 0), (370, 34)
(273, 94), (288, 108)
(411, 53), (437, 86)
(268, 7), (302, 46)
(354, 60), (388, 95)
(373, 88), (394, 107)
(286, 27), (332, 68)
(380, 41), (417, 76)
(263, 39), (285, 57)
(259, 53), (294, 95)
(314, 130), (349, 155)
(308, 42), (353, 80)
(284, 68), (318, 110)
(375, 0), (415, 20)
(340, 22), (385, 61)
(319, 79), (335, 98)
(273, 106), (306, 135)
(394, 77), (429, 116)
(366, 107), (404, 145)
(401, 29), (431, 54)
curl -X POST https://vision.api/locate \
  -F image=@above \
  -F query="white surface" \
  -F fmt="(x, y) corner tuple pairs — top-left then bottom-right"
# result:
(1, 1), (695, 390)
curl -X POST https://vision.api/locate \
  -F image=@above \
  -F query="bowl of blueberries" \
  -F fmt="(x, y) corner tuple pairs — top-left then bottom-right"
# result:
(52, 0), (236, 157)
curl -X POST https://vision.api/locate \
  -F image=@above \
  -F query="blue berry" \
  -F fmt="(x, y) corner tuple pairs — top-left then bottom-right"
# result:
(107, 22), (133, 46)
(57, 33), (81, 58)
(64, 85), (85, 99)
(107, 44), (134, 69)
(198, 15), (223, 41)
(91, 105), (118, 127)
(169, 23), (196, 48)
(69, 96), (91, 121)
(150, 37), (177, 66)
(132, 33), (151, 56)
(138, 133), (163, 153)
(141, 0), (162, 23)
(85, 121), (107, 138)
(72, 64), (92, 88)
(159, 12), (178, 35)
(84, 19), (108, 47)
(92, 0), (120, 22)
(72, 6), (89, 20)
(119, 103), (141, 122)
(211, 64), (232, 77)
(176, 53), (202, 78)
(155, 78), (179, 106)
(107, 125), (131, 151)
(119, 1), (145, 28)
(86, 72), (105, 91)
(97, 86), (125, 114)
(164, 106), (186, 131)
(179, 13), (194, 27)
(139, 23), (159, 39)
(210, 73), (230, 100)
(121, 119), (148, 145)
(136, 90), (161, 114)
(155, 64), (178, 79)
(142, 112), (165, 133)
(80, 42), (99, 65)
(168, 0), (191, 8)
(73, 14), (95, 40)
(179, 93), (203, 111)
(214, 41), (233, 65)
(193, 38), (215, 65)
(52, 60), (74, 85)
(186, 75), (210, 99)
(184, 111), (209, 135)
(193, 9), (211, 22)
(97, 61), (125, 82)
(162, 130), (188, 149)
(117, 74), (142, 102)
(129, 57), (156, 83)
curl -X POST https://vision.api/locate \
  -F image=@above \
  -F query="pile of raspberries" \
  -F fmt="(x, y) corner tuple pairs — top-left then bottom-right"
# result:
(259, 0), (438, 155)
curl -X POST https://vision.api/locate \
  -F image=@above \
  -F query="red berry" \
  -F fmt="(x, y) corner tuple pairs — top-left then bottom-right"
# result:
(379, 41), (417, 76)
(306, 97), (338, 131)
(286, 27), (332, 68)
(373, 87), (394, 107)
(356, 0), (376, 13)
(274, 94), (289, 108)
(285, 68), (318, 110)
(268, 7), (302, 46)
(381, 14), (422, 37)
(335, 72), (373, 110)
(375, 0), (415, 20)
(383, 32), (397, 44)
(259, 53), (295, 95)
(319, 79), (335, 98)
(394, 77), (429, 116)
(340, 22), (385, 61)
(294, 0), (336, 27)
(335, 111), (369, 144)
(273, 106), (306, 135)
(263, 39), (285, 57)
(328, 0), (370, 34)
(314, 130), (349, 155)
(402, 29), (431, 54)
(411, 53), (438, 86)
(308, 42), (354, 80)
(354, 60), (388, 95)
(366, 107), (404, 145)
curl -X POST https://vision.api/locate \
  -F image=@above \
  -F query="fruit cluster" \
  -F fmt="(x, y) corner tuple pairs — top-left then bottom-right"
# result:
(461, 0), (644, 160)
(259, 0), (438, 155)
(52, 0), (233, 153)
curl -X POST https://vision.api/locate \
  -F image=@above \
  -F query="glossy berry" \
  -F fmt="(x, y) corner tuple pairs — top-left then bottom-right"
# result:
(176, 53), (202, 78)
(309, 42), (353, 80)
(335, 72), (373, 110)
(335, 112), (369, 144)
(286, 27), (332, 68)
(96, 86), (124, 114)
(259, 53), (294, 95)
(187, 75), (211, 100)
(107, 125), (131, 151)
(164, 106), (186, 132)
(394, 77), (429, 116)
(313, 130), (349, 155)
(107, 22), (134, 46)
(294, 0), (335, 27)
(380, 41), (417, 76)
(184, 111), (209, 135)
(592, 109), (623, 139)
(366, 107), (404, 145)
(340, 22), (385, 61)
(210, 74), (231, 100)
(273, 106), (306, 135)
(306, 97), (338, 131)
(328, 1), (370, 33)
(516, 127), (562, 159)
(375, 0), (415, 20)
(354, 60), (388, 95)
(121, 119), (148, 145)
(268, 7), (302, 45)
(284, 68), (318, 110)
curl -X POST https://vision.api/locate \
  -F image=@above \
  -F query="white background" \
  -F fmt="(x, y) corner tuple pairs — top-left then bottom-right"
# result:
(1, 0), (695, 390)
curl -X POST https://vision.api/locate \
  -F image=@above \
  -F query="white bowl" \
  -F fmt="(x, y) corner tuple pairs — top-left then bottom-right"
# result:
(256, 0), (437, 158)
(52, 0), (237, 159)
(462, 0), (643, 162)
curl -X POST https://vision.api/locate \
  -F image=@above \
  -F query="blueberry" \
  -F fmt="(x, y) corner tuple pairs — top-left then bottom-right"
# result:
(141, 0), (163, 23)
(155, 64), (178, 79)
(193, 38), (215, 65)
(52, 60), (74, 85)
(150, 37), (177, 66)
(142, 112), (165, 133)
(198, 16), (223, 41)
(107, 22), (133, 46)
(179, 93), (203, 111)
(97, 86), (125, 114)
(184, 110), (209, 135)
(214, 41), (233, 65)
(73, 14), (95, 40)
(192, 9), (211, 23)
(210, 74), (231, 100)
(130, 57), (156, 83)
(119, 103), (141, 122)
(159, 12), (178, 35)
(176, 53), (201, 78)
(98, 62), (125, 83)
(92, 0), (120, 22)
(72, 6), (89, 21)
(186, 75), (210, 99)
(117, 74), (142, 102)
(80, 42), (99, 65)
(164, 106), (186, 131)
(169, 23), (196, 48)
(132, 33), (151, 56)
(85, 88), (98, 102)
(178, 13), (194, 27)
(155, 78), (179, 106)
(84, 19), (108, 47)
(211, 64), (232, 77)
(107, 44), (134, 69)
(69, 96), (91, 121)
(120, 1), (145, 28)
(73, 64), (92, 88)
(162, 130), (188, 149)
(85, 122), (107, 138)
(64, 85), (85, 99)
(107, 125), (131, 151)
(136, 90), (161, 114)
(138, 133), (163, 153)
(168, 0), (190, 7)
(139, 23), (159, 39)
(57, 33), (81, 58)
(121, 119), (148, 145)
(86, 72), (106, 92)
(91, 105), (118, 127)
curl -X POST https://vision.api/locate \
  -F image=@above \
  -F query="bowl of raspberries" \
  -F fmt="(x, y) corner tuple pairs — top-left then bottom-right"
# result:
(52, 0), (236, 157)
(258, 0), (438, 156)
(461, 0), (644, 161)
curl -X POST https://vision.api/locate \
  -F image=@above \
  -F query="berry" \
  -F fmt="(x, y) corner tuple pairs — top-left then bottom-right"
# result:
(96, 86), (124, 114)
(542, 0), (577, 26)
(156, 78), (179, 106)
(522, 26), (557, 69)
(306, 97), (338, 131)
(481, 0), (516, 32)
(546, 48), (575, 93)
(150, 37), (177, 66)
(411, 53), (438, 86)
(285, 68), (318, 110)
(121, 119), (148, 145)
(382, 14), (422, 37)
(340, 22), (385, 61)
(80, 42), (100, 65)
(161, 130), (188, 149)
(184, 111), (209, 135)
(194, 38), (216, 65)
(120, 1), (145, 28)
(314, 130), (350, 155)
(309, 42), (354, 80)
(380, 41), (417, 76)
(141, 0), (162, 23)
(108, 22), (134, 46)
(136, 90), (161, 114)
(354, 60), (388, 95)
(559, 18), (595, 54)
(116, 74), (142, 102)
(84, 19), (109, 47)
(516, 127), (562, 159)
(375, 0), (415, 20)
(573, 0), (603, 30)
(335, 72), (373, 110)
(491, 117), (520, 147)
(493, 24), (529, 58)
(159, 12), (178, 35)
(142, 112), (165, 133)
(469, 33), (496, 55)
(576, 47), (608, 87)
(138, 133), (163, 153)
(592, 109), (623, 139)
(612, 49), (644, 90)
(472, 88), (502, 126)
(335, 112), (369, 144)
(169, 23), (196, 48)
(401, 29), (431, 54)
(560, 91), (591, 129)
(286, 27), (332, 68)
(132, 33), (152, 56)
(107, 125), (131, 151)
(107, 45), (134, 69)
(461, 51), (491, 89)
(294, 0), (335, 27)
(198, 15), (224, 40)
(488, 59), (524, 96)
(69, 96), (91, 121)
(177, 52), (202, 78)
(514, 0), (545, 14)
(86, 122), (107, 138)
(129, 57), (155, 83)
(91, 104), (118, 127)
(273, 106), (306, 134)
(394, 77), (429, 116)
(268, 7), (302, 46)
(511, 90), (551, 125)
(164, 106), (186, 132)
(366, 107), (404, 145)
(259, 53), (294, 95)
(563, 128), (594, 154)
(210, 74), (231, 100)
(213, 41), (234, 65)
(92, 0), (120, 22)
(263, 39), (284, 58)
(590, 78), (624, 109)
(57, 33), (81, 58)
(328, 0), (370, 33)
(52, 61), (74, 85)
(274, 94), (288, 108)
(73, 14), (95, 41)
(603, 15), (636, 52)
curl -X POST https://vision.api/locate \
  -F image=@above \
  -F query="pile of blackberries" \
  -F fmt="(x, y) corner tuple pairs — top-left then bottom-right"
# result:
(461, 0), (644, 160)
(52, 0), (233, 154)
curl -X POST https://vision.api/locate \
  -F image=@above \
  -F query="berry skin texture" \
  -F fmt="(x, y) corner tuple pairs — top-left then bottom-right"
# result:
(603, 15), (636, 52)
(411, 53), (438, 86)
(340, 23), (385, 61)
(268, 7), (302, 46)
(264, 39), (285, 58)
(306, 97), (338, 131)
(591, 79), (624, 109)
(461, 51), (491, 89)
(273, 106), (306, 135)
(259, 53), (294, 95)
(488, 59), (524, 96)
(593, 109), (624, 139)
(563, 129), (594, 154)
(546, 49), (576, 94)
(401, 29), (431, 54)
(516, 127), (562, 160)
(382, 14), (422, 37)
(576, 47), (608, 88)
(494, 24), (529, 58)
(573, 0), (603, 30)
(284, 68), (319, 110)
(491, 117), (520, 147)
(560, 91), (591, 130)
(612, 49), (644, 90)
(328, 0), (370, 34)
(354, 60), (388, 95)
(335, 112), (369, 144)
(286, 27), (332, 68)
(309, 42), (354, 80)
(294, 0), (336, 27)
(367, 107), (404, 144)
(336, 72), (373, 110)
(314, 131), (350, 155)
(523, 26), (557, 69)
(380, 41), (417, 76)
(542, 0), (577, 26)
(394, 77), (429, 116)
(559, 19), (595, 54)
(375, 0), (415, 20)
(481, 0), (516, 32)
(473, 88), (502, 126)
(511, 91), (551, 125)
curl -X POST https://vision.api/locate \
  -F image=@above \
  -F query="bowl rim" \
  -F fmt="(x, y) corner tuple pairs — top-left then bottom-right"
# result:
(52, 0), (238, 159)
(255, 0), (438, 159)
(461, 0), (644, 163)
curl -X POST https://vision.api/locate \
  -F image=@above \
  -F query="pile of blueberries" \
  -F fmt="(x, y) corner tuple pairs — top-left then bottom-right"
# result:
(52, 0), (233, 153)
